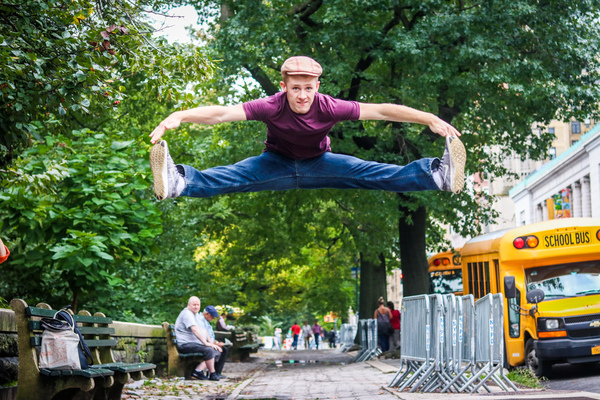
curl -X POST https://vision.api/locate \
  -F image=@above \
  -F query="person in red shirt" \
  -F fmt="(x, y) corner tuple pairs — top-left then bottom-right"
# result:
(0, 238), (9, 264)
(388, 301), (401, 350)
(148, 56), (466, 201)
(290, 322), (301, 350)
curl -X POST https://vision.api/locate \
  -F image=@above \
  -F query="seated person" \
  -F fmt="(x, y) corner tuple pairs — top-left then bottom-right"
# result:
(0, 237), (9, 264)
(174, 297), (222, 381)
(216, 311), (229, 332)
(196, 305), (230, 379)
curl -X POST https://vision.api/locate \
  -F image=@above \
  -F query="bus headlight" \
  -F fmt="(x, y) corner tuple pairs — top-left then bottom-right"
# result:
(545, 319), (559, 330)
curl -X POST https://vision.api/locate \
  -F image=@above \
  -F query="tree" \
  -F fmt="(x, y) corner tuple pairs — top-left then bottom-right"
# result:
(189, 0), (600, 300)
(0, 131), (163, 310)
(0, 0), (212, 169)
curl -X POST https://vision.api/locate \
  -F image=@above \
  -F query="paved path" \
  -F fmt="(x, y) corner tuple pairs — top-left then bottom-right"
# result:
(124, 349), (600, 400)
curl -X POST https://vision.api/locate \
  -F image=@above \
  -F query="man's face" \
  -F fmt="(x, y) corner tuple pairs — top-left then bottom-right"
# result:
(280, 75), (320, 114)
(187, 297), (201, 314)
(204, 312), (215, 322)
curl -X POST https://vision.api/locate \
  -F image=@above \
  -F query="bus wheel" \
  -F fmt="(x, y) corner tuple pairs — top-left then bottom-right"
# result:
(525, 339), (552, 377)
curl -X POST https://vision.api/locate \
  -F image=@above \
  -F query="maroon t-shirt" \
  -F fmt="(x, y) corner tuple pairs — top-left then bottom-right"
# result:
(242, 91), (360, 160)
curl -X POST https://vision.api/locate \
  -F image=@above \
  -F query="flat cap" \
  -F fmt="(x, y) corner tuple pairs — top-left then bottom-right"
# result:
(204, 305), (219, 318)
(281, 56), (322, 77)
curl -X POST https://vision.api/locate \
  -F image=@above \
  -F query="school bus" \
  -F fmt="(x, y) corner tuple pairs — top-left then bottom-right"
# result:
(461, 218), (600, 376)
(428, 248), (463, 295)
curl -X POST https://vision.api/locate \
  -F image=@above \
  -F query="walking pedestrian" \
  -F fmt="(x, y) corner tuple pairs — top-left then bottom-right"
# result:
(301, 321), (313, 349)
(312, 320), (323, 350)
(149, 56), (466, 202)
(290, 322), (301, 350)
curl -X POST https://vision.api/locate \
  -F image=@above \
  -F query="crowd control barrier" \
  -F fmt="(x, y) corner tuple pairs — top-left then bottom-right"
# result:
(338, 323), (358, 352)
(353, 319), (380, 362)
(389, 293), (518, 393)
(459, 293), (517, 393)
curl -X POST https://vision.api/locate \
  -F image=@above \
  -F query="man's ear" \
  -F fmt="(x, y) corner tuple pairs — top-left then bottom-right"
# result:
(316, 80), (320, 91)
(280, 81), (287, 92)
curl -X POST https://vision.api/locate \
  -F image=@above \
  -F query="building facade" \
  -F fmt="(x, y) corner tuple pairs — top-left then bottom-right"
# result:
(510, 125), (600, 224)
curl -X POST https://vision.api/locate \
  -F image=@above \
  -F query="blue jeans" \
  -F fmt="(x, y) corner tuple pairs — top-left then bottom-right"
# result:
(179, 151), (440, 197)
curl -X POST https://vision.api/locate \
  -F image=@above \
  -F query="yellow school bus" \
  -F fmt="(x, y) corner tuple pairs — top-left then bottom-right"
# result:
(461, 218), (600, 376)
(428, 248), (463, 295)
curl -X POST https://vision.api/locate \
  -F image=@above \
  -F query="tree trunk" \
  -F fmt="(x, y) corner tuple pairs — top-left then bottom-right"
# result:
(398, 203), (430, 297)
(358, 252), (387, 320)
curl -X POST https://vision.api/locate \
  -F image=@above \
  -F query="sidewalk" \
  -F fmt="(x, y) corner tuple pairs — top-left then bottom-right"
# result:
(124, 349), (600, 400)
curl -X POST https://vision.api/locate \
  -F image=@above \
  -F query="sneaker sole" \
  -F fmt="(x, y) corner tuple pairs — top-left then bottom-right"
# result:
(149, 141), (169, 200)
(449, 136), (466, 194)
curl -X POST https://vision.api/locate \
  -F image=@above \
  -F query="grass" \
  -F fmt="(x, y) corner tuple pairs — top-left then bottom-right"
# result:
(506, 367), (546, 389)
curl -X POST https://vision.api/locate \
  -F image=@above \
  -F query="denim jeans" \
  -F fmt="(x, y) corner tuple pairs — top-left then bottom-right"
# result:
(179, 151), (440, 198)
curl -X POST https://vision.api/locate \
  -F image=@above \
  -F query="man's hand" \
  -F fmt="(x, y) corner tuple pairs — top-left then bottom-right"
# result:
(149, 112), (183, 144)
(428, 115), (461, 138)
(212, 343), (223, 352)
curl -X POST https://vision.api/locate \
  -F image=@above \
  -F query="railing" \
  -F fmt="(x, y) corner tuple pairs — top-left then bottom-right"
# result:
(337, 323), (358, 352)
(353, 319), (380, 362)
(389, 293), (518, 394)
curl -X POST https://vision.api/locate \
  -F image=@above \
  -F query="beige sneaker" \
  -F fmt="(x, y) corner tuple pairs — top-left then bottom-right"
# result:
(439, 136), (466, 194)
(149, 140), (185, 200)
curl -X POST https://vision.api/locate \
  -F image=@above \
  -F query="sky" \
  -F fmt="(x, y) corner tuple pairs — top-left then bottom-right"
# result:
(152, 5), (200, 44)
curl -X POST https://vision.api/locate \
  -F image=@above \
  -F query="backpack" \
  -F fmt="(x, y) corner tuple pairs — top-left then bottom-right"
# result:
(376, 309), (394, 336)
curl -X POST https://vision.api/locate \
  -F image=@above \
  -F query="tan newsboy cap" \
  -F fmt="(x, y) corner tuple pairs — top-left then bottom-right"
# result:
(281, 56), (322, 77)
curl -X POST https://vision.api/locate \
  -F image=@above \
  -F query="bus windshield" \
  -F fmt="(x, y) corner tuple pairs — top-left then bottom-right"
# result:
(525, 260), (600, 300)
(430, 269), (463, 294)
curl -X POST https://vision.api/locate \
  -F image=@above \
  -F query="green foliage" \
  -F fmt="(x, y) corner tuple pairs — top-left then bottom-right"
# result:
(0, 0), (213, 169)
(506, 367), (546, 389)
(0, 130), (162, 309)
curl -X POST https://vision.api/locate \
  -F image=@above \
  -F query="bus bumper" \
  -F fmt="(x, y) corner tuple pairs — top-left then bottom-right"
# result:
(535, 338), (600, 363)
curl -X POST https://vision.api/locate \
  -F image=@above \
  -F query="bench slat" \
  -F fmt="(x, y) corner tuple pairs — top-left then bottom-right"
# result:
(30, 337), (116, 347)
(27, 321), (115, 335)
(79, 326), (115, 335)
(26, 307), (112, 324)
(92, 362), (156, 373)
(179, 352), (205, 358)
(40, 368), (115, 378)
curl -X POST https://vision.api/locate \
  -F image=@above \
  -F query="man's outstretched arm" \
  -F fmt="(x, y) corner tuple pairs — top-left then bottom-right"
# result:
(358, 103), (461, 138)
(149, 104), (247, 144)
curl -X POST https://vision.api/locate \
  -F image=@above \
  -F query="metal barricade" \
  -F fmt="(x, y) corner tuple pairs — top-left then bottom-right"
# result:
(459, 293), (517, 393)
(337, 323), (358, 352)
(354, 319), (380, 362)
(391, 293), (518, 394)
(389, 294), (437, 391)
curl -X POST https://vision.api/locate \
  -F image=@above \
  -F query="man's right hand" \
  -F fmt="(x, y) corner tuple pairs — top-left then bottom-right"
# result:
(149, 112), (182, 144)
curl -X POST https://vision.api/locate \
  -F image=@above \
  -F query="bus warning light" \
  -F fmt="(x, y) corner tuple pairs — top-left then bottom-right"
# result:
(513, 237), (525, 249)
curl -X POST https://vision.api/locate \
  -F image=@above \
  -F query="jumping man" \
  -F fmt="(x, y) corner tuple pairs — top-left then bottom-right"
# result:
(149, 56), (466, 200)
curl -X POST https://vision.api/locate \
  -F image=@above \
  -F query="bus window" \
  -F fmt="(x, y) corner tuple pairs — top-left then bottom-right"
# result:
(430, 269), (463, 294)
(508, 288), (521, 338)
(525, 260), (600, 300)
(494, 259), (500, 293)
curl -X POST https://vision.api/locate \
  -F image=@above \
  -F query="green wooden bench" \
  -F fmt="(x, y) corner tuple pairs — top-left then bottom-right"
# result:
(162, 322), (206, 379)
(215, 329), (261, 361)
(10, 299), (155, 400)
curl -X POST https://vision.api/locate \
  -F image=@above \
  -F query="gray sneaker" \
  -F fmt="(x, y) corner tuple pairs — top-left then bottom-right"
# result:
(150, 140), (185, 200)
(439, 135), (466, 194)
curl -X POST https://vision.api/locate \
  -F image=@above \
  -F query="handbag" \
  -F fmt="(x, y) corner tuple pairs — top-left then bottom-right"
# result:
(38, 309), (94, 370)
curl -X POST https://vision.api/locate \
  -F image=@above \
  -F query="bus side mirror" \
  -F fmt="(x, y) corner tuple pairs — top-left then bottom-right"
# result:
(504, 276), (516, 299)
(526, 289), (545, 304)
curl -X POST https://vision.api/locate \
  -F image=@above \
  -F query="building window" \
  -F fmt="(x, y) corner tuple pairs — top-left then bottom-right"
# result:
(520, 210), (526, 226)
(572, 140), (579, 146)
(549, 147), (556, 160)
(548, 127), (555, 134)
(571, 121), (581, 134)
